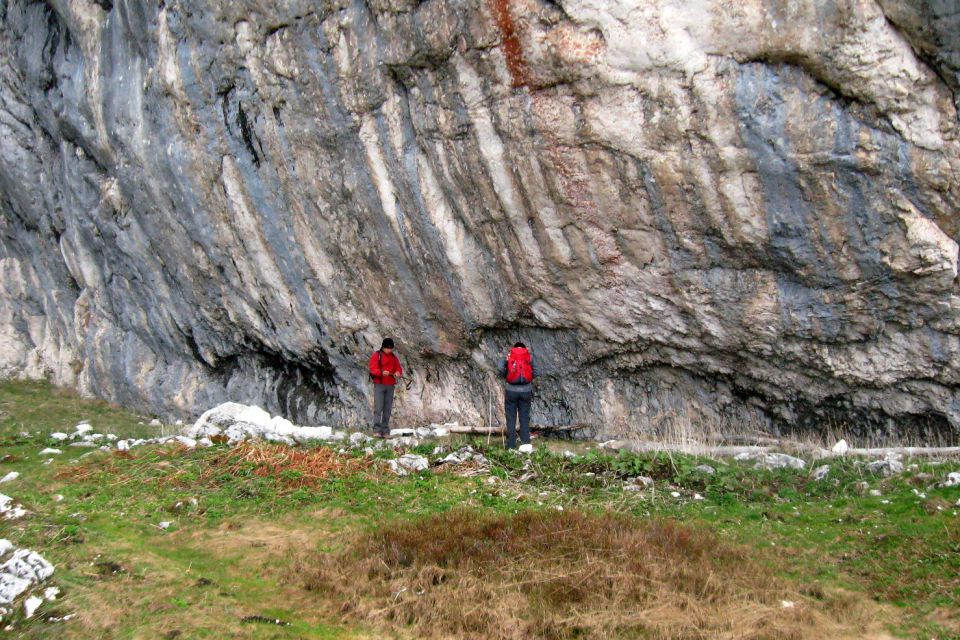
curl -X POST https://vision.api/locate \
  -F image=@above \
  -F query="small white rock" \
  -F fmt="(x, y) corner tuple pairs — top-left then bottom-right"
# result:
(149, 419), (162, 427)
(74, 424), (93, 435)
(0, 473), (19, 485)
(942, 472), (960, 488)
(158, 521), (171, 530)
(0, 494), (26, 520)
(174, 436), (197, 449)
(781, 600), (795, 609)
(831, 440), (849, 455)
(518, 444), (533, 454)
(811, 465), (831, 481)
(670, 491), (681, 498)
(49, 433), (69, 442)
(23, 595), (43, 619)
(39, 448), (62, 455)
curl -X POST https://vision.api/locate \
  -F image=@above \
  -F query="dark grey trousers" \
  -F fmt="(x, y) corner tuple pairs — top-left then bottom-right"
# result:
(504, 389), (532, 449)
(373, 384), (395, 435)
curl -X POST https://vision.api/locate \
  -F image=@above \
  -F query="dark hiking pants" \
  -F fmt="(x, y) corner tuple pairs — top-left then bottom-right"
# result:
(504, 389), (532, 449)
(373, 384), (395, 435)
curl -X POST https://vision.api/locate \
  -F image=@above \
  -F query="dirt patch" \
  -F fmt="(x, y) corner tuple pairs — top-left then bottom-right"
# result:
(196, 519), (319, 557)
(94, 560), (128, 578)
(300, 508), (893, 640)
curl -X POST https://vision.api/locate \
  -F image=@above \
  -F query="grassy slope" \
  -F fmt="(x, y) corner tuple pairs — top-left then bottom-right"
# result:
(0, 380), (958, 639)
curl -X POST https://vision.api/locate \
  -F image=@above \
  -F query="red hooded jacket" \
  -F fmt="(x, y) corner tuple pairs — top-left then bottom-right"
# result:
(369, 350), (403, 385)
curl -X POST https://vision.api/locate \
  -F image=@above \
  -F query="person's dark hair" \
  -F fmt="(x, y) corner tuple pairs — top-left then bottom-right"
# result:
(381, 338), (395, 350)
(513, 342), (526, 348)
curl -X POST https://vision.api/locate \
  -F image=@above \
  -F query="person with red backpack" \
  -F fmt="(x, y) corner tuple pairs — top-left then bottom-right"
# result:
(499, 342), (536, 451)
(369, 338), (403, 437)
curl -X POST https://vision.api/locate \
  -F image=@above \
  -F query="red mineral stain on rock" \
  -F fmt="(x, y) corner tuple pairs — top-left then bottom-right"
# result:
(489, 0), (527, 87)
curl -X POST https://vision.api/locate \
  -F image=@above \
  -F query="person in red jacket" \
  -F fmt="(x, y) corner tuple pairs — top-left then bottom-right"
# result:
(499, 342), (536, 451)
(369, 337), (403, 437)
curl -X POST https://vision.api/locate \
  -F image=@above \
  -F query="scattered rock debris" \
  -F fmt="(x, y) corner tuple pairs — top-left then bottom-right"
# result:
(389, 454), (429, 476)
(0, 541), (55, 622)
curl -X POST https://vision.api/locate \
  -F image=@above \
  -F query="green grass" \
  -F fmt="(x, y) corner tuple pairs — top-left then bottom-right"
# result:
(1, 379), (959, 638)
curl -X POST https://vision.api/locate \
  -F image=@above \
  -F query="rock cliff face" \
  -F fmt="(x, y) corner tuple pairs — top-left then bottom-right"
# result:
(1, 0), (958, 438)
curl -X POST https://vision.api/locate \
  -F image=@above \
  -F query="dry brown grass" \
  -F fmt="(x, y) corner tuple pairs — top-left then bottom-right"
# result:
(55, 445), (184, 482)
(197, 442), (373, 491)
(299, 509), (890, 640)
(57, 442), (373, 491)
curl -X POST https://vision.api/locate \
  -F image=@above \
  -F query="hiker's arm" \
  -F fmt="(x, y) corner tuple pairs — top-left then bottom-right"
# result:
(369, 354), (382, 377)
(497, 358), (506, 377)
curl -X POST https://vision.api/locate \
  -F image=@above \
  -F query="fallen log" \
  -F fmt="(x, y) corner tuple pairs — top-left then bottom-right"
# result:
(444, 425), (502, 435)
(444, 423), (597, 437)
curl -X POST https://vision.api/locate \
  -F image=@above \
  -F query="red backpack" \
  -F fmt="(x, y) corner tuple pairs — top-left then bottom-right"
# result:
(506, 347), (533, 384)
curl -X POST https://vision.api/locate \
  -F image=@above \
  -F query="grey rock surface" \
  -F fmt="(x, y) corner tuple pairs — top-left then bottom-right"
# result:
(389, 453), (429, 476)
(866, 457), (906, 476)
(0, 0), (958, 439)
(752, 452), (807, 470)
(811, 464), (831, 481)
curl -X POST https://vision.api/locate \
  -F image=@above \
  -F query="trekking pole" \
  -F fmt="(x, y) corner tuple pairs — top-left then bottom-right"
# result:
(499, 386), (505, 448)
(486, 385), (492, 447)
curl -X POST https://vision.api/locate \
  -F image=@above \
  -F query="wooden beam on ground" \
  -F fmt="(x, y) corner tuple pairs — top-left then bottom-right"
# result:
(445, 425), (503, 435)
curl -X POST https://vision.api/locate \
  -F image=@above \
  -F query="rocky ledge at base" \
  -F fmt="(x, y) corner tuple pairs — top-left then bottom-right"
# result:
(184, 402), (459, 448)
